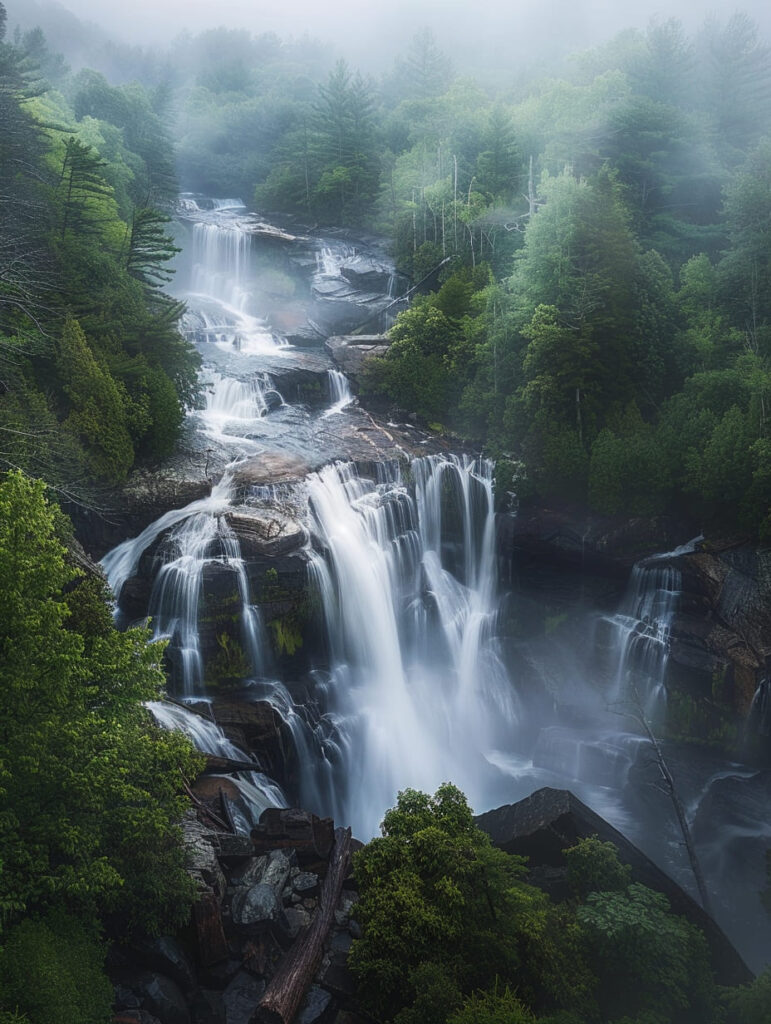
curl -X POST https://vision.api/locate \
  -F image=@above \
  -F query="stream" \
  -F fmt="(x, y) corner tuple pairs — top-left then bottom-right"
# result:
(99, 196), (771, 972)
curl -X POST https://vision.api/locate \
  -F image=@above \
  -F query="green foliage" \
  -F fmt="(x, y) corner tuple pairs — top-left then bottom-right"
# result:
(0, 911), (113, 1024)
(578, 883), (718, 1023)
(0, 471), (202, 936)
(449, 985), (535, 1024)
(350, 784), (594, 1023)
(564, 837), (632, 899)
(721, 968), (771, 1024)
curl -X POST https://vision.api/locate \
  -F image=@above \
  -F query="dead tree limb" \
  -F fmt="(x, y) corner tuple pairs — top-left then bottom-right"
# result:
(613, 687), (712, 914)
(252, 826), (352, 1024)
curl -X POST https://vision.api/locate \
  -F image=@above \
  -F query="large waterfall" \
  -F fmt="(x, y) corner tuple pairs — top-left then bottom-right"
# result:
(305, 456), (519, 837)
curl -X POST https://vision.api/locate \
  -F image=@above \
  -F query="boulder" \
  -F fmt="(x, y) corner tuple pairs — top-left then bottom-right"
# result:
(296, 985), (337, 1024)
(475, 787), (753, 987)
(132, 972), (190, 1024)
(251, 808), (335, 867)
(181, 810), (227, 899)
(339, 254), (394, 294)
(222, 970), (266, 1024)
(232, 453), (311, 488)
(224, 508), (305, 559)
(325, 335), (391, 383)
(231, 883), (287, 933)
(129, 937), (196, 996)
(261, 850), (292, 895)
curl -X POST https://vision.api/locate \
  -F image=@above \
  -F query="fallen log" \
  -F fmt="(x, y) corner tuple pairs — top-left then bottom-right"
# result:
(252, 826), (352, 1024)
(203, 753), (265, 775)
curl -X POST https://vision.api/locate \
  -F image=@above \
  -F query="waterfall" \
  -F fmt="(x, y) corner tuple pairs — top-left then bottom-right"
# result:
(748, 678), (771, 737)
(148, 701), (284, 827)
(305, 455), (519, 838)
(101, 473), (269, 697)
(315, 244), (355, 279)
(600, 558), (680, 719)
(598, 539), (700, 720)
(201, 372), (283, 442)
(322, 370), (354, 417)
(191, 221), (252, 311)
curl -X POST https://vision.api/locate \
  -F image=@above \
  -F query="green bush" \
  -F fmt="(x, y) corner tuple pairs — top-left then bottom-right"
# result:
(0, 912), (112, 1024)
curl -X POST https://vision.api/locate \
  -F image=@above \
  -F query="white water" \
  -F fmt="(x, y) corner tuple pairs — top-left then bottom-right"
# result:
(201, 371), (283, 443)
(305, 456), (520, 837)
(322, 370), (354, 417)
(148, 700), (284, 826)
(597, 542), (699, 720)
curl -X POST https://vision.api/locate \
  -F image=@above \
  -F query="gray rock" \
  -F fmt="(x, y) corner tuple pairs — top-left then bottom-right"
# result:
(133, 972), (190, 1024)
(284, 906), (312, 939)
(261, 849), (292, 895)
(231, 882), (285, 932)
(130, 936), (196, 995)
(181, 810), (227, 899)
(296, 985), (336, 1024)
(222, 970), (266, 1024)
(230, 855), (268, 888)
(292, 871), (319, 897)
(325, 335), (391, 383)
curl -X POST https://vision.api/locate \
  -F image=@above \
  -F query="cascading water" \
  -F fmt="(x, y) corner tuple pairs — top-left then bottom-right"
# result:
(322, 370), (354, 417)
(201, 371), (283, 442)
(148, 701), (284, 827)
(305, 455), (519, 838)
(598, 555), (682, 720)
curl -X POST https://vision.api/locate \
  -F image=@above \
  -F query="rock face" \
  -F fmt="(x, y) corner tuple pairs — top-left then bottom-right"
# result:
(325, 335), (391, 383)
(110, 805), (365, 1024)
(475, 787), (753, 988)
(339, 255), (394, 294)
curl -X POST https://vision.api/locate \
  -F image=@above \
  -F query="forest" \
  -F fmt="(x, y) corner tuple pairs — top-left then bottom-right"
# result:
(1, 1), (771, 1022)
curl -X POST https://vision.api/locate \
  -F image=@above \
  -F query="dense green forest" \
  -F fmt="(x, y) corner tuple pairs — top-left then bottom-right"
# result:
(0, 7), (199, 497)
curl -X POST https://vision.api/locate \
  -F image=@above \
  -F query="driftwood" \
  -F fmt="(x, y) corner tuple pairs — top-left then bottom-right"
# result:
(252, 826), (352, 1024)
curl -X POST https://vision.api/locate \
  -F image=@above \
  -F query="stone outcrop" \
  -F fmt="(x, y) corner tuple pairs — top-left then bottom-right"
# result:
(325, 335), (390, 383)
(111, 806), (363, 1024)
(475, 787), (753, 988)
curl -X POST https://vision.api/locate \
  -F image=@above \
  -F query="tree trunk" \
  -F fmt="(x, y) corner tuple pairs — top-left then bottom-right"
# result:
(252, 826), (352, 1024)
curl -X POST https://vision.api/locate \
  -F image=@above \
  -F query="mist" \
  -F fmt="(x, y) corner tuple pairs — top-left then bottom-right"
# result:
(10, 0), (771, 77)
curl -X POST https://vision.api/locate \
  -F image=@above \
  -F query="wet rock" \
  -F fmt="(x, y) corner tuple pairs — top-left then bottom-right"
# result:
(231, 883), (287, 932)
(475, 787), (753, 988)
(224, 507), (305, 558)
(325, 335), (390, 383)
(334, 891), (358, 927)
(339, 254), (394, 294)
(222, 970), (266, 1024)
(230, 855), (268, 888)
(296, 984), (336, 1024)
(182, 810), (227, 899)
(232, 452), (311, 488)
(251, 808), (335, 866)
(199, 959), (243, 991)
(133, 972), (190, 1024)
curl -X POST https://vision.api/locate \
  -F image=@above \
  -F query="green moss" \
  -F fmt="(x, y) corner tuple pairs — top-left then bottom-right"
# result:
(205, 632), (251, 689)
(269, 615), (303, 657)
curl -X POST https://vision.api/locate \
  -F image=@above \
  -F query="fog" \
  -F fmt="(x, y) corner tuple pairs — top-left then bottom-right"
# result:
(10, 0), (771, 75)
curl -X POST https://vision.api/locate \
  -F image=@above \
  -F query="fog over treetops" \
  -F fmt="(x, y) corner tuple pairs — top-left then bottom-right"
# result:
(10, 0), (771, 77)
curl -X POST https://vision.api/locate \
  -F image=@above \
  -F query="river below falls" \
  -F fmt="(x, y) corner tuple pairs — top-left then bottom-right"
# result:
(96, 196), (771, 972)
